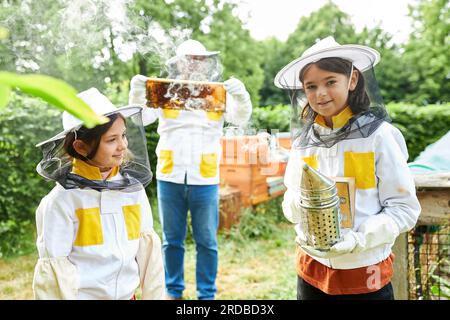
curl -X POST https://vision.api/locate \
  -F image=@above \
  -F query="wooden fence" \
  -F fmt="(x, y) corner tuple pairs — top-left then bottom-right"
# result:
(392, 173), (450, 299)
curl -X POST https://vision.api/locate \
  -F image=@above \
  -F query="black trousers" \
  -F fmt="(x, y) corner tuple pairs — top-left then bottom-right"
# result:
(297, 276), (395, 300)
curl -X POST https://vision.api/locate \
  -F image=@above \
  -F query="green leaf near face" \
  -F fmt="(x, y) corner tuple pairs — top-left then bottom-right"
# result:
(0, 85), (11, 109)
(0, 72), (108, 128)
(0, 26), (8, 40)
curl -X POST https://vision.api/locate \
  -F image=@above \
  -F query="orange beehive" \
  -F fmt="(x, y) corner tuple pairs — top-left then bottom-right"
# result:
(276, 132), (292, 150)
(278, 137), (292, 149)
(219, 164), (269, 207)
(218, 187), (242, 231)
(219, 136), (289, 207)
(260, 161), (288, 177)
(220, 136), (269, 165)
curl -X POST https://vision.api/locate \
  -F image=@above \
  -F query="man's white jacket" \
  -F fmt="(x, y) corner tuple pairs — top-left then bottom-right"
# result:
(32, 160), (164, 300)
(141, 93), (251, 185)
(283, 110), (421, 269)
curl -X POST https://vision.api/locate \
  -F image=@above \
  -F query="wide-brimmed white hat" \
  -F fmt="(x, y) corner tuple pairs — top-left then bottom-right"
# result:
(166, 39), (220, 65)
(36, 88), (142, 147)
(274, 36), (380, 89)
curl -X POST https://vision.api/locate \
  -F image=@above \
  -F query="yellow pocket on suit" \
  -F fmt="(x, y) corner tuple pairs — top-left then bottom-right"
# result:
(200, 153), (217, 178)
(344, 152), (376, 189)
(122, 204), (141, 240)
(159, 150), (174, 174)
(74, 208), (103, 246)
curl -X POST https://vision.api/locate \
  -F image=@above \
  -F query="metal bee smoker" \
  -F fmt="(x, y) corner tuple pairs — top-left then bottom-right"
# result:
(299, 163), (341, 251)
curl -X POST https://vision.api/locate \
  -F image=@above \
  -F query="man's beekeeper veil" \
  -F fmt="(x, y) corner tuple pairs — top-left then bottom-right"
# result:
(274, 36), (390, 149)
(36, 88), (152, 191)
(165, 39), (222, 82)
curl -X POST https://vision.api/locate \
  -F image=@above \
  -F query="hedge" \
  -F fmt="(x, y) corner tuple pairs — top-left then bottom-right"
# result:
(0, 93), (61, 257)
(386, 103), (450, 160)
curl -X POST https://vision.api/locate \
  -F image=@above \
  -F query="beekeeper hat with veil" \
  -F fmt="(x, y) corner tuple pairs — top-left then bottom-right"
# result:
(36, 88), (152, 191)
(274, 36), (390, 150)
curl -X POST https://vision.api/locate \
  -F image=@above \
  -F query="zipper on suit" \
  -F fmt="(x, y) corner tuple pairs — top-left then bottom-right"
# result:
(102, 190), (125, 300)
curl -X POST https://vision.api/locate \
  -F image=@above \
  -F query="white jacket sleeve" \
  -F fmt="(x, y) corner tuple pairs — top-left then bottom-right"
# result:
(223, 78), (252, 126)
(129, 74), (159, 126)
(282, 149), (304, 223)
(282, 189), (302, 224)
(33, 193), (78, 300)
(33, 257), (78, 300)
(343, 126), (422, 254)
(374, 125), (421, 233)
(136, 230), (165, 300)
(136, 190), (165, 299)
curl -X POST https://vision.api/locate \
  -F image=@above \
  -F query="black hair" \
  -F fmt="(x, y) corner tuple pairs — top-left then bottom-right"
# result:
(64, 113), (125, 161)
(299, 57), (370, 119)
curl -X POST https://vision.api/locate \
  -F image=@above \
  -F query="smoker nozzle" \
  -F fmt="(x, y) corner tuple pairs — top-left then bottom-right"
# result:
(298, 163), (341, 251)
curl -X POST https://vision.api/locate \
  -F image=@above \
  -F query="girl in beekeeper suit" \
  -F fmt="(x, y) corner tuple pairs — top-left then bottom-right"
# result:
(32, 88), (164, 300)
(275, 37), (421, 299)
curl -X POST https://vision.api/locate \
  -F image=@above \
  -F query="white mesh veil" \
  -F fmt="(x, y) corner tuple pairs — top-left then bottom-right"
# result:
(274, 38), (390, 149)
(165, 54), (223, 82)
(36, 107), (152, 192)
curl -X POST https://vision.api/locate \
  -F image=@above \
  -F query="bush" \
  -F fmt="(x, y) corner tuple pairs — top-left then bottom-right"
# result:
(250, 104), (291, 133)
(0, 93), (61, 257)
(227, 197), (285, 243)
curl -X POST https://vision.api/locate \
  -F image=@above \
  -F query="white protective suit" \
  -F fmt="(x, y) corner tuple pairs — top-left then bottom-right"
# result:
(33, 159), (165, 300)
(282, 109), (421, 269)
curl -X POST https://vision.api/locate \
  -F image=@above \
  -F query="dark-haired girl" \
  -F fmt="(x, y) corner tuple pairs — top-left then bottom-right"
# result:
(32, 88), (164, 300)
(275, 37), (420, 300)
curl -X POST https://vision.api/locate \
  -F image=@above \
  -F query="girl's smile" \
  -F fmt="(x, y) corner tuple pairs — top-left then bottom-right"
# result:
(87, 116), (128, 171)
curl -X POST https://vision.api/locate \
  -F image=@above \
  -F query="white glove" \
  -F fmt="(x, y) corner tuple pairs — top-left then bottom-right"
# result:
(354, 213), (400, 252)
(224, 78), (250, 104)
(282, 189), (302, 224)
(298, 214), (400, 259)
(296, 230), (363, 259)
(129, 74), (149, 106)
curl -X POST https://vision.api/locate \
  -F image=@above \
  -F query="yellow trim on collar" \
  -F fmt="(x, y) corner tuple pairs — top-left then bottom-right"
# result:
(315, 107), (353, 129)
(72, 158), (119, 180)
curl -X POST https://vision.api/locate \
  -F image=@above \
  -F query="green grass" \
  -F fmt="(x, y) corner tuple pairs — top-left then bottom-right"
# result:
(0, 199), (298, 300)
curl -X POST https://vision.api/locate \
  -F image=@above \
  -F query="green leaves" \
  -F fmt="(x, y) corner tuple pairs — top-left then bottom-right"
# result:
(0, 26), (8, 40)
(0, 72), (108, 128)
(0, 84), (11, 109)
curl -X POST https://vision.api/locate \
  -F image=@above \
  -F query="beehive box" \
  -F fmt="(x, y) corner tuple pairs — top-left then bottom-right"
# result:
(220, 136), (269, 165)
(220, 136), (290, 207)
(218, 187), (242, 231)
(220, 164), (270, 207)
(277, 132), (292, 150)
(260, 161), (287, 177)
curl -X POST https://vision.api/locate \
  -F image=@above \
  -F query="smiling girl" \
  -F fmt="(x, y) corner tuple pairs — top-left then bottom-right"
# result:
(275, 37), (420, 300)
(32, 88), (164, 300)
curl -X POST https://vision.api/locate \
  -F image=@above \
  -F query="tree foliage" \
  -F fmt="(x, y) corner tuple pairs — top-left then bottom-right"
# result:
(197, 2), (264, 107)
(402, 0), (449, 104)
(1, 0), (447, 106)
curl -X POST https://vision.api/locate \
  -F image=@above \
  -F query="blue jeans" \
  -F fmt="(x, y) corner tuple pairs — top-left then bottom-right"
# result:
(157, 179), (219, 300)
